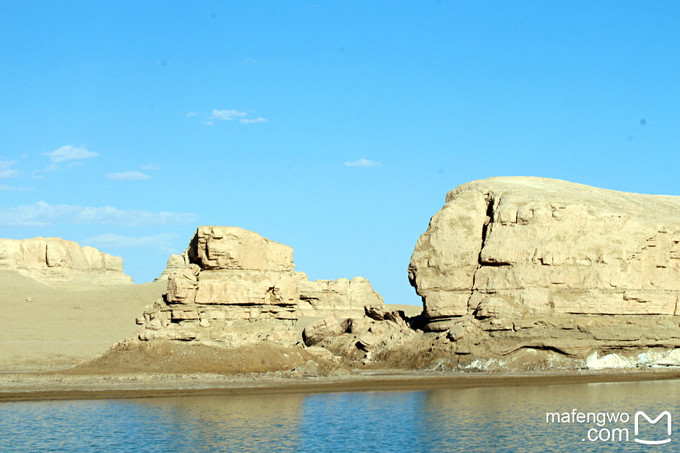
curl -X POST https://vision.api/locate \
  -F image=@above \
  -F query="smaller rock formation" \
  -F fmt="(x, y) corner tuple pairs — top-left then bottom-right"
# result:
(137, 226), (384, 346)
(154, 251), (190, 281)
(301, 305), (419, 367)
(0, 237), (133, 286)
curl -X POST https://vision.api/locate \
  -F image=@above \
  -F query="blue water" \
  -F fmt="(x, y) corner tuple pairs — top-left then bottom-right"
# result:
(2, 379), (680, 452)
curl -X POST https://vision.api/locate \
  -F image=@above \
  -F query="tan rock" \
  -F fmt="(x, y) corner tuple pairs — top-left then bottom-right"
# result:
(137, 226), (385, 347)
(190, 226), (294, 271)
(364, 305), (408, 328)
(409, 177), (680, 357)
(297, 275), (384, 317)
(166, 265), (200, 304)
(0, 237), (132, 286)
(302, 315), (344, 346)
(410, 177), (680, 323)
(155, 250), (190, 281)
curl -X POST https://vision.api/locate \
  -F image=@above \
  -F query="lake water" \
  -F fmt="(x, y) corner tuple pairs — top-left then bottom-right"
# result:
(2, 379), (680, 452)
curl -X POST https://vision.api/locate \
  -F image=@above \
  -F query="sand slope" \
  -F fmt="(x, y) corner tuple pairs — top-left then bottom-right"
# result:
(0, 271), (165, 372)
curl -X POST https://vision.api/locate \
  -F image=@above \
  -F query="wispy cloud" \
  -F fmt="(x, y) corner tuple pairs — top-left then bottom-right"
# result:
(0, 202), (197, 227)
(211, 109), (248, 121)
(108, 171), (150, 181)
(84, 233), (178, 251)
(0, 184), (32, 191)
(344, 158), (382, 168)
(43, 145), (99, 163)
(0, 160), (19, 179)
(240, 117), (267, 124)
(194, 108), (267, 125)
(141, 164), (160, 171)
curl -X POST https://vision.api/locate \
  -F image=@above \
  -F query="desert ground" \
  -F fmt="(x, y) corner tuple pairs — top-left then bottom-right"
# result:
(0, 271), (166, 372)
(0, 268), (421, 374)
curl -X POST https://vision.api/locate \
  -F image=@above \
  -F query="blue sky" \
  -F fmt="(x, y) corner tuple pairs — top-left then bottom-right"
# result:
(1, 1), (679, 305)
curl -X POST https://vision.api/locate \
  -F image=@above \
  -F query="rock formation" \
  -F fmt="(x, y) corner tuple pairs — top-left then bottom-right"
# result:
(154, 251), (190, 281)
(408, 177), (680, 361)
(137, 226), (384, 346)
(105, 178), (680, 373)
(0, 237), (133, 286)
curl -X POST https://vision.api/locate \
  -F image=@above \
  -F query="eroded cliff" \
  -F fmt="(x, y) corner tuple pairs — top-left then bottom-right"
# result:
(136, 226), (384, 346)
(407, 177), (680, 363)
(0, 237), (133, 286)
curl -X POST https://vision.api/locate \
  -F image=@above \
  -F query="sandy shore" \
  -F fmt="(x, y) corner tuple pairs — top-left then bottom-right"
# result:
(2, 369), (680, 402)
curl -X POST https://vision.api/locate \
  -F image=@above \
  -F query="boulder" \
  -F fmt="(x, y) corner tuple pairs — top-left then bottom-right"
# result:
(302, 315), (344, 346)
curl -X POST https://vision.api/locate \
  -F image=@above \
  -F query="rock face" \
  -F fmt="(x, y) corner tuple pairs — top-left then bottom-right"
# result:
(154, 251), (190, 281)
(137, 226), (384, 345)
(0, 237), (133, 286)
(408, 177), (680, 358)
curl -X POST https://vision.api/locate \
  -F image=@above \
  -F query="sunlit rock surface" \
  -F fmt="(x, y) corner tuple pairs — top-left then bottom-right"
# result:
(137, 226), (384, 346)
(408, 177), (680, 359)
(0, 237), (133, 286)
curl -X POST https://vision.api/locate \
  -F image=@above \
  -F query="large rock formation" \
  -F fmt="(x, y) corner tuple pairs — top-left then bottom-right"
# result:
(137, 226), (384, 346)
(408, 177), (680, 359)
(0, 237), (133, 286)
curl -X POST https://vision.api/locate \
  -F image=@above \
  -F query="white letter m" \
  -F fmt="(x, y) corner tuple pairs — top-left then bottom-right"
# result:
(634, 411), (672, 445)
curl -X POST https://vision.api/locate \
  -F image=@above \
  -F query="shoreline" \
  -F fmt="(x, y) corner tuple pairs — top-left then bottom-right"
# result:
(2, 368), (680, 402)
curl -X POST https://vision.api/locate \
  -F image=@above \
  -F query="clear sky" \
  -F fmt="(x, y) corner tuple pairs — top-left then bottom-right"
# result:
(1, 1), (679, 305)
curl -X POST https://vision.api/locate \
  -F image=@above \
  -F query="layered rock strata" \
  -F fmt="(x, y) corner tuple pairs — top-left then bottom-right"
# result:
(137, 226), (384, 346)
(0, 237), (133, 286)
(408, 177), (680, 357)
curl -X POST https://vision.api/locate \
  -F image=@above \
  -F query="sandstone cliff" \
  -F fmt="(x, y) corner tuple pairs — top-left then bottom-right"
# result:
(407, 177), (680, 362)
(136, 226), (384, 346)
(0, 237), (133, 286)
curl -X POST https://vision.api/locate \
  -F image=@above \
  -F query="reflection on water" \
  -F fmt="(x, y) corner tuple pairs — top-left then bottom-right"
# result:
(2, 380), (680, 452)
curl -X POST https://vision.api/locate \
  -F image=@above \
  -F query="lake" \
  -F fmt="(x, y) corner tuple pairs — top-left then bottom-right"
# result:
(1, 379), (679, 452)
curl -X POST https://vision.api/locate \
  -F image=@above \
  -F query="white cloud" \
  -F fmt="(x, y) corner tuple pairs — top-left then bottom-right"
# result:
(344, 158), (382, 168)
(108, 171), (150, 181)
(240, 117), (267, 124)
(0, 202), (197, 227)
(141, 164), (160, 171)
(211, 109), (248, 121)
(0, 184), (31, 191)
(186, 112), (198, 118)
(0, 160), (18, 179)
(30, 163), (58, 178)
(85, 233), (178, 251)
(43, 145), (98, 163)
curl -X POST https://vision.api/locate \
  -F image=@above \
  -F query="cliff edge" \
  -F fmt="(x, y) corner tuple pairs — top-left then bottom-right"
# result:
(407, 176), (680, 366)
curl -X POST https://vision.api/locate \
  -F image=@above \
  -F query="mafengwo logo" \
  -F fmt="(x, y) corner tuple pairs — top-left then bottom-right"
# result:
(545, 409), (672, 444)
(634, 411), (672, 445)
